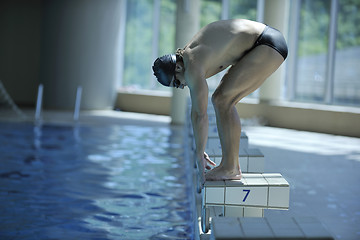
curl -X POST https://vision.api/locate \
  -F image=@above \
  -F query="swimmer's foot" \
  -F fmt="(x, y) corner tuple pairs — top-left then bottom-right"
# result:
(205, 165), (242, 181)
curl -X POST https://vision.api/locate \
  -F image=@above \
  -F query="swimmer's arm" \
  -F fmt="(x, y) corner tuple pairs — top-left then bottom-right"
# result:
(188, 77), (209, 161)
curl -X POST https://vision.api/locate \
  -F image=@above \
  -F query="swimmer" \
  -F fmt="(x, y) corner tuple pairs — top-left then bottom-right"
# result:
(153, 19), (287, 181)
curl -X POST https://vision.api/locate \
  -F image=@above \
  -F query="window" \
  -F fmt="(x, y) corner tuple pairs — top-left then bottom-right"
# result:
(121, 0), (258, 92)
(200, 0), (221, 28)
(288, 0), (360, 106)
(229, 0), (257, 20)
(333, 0), (360, 105)
(123, 0), (154, 89)
(122, 0), (176, 91)
(120, 0), (360, 107)
(295, 0), (330, 103)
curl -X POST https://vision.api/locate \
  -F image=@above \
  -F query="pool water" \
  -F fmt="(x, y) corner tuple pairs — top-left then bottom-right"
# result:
(0, 122), (194, 239)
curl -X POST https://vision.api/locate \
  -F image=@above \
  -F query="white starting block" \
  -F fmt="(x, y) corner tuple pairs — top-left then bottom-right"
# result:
(201, 173), (290, 233)
(194, 148), (265, 194)
(207, 148), (265, 173)
(189, 130), (248, 154)
(211, 217), (334, 239)
(207, 129), (249, 149)
(187, 105), (249, 150)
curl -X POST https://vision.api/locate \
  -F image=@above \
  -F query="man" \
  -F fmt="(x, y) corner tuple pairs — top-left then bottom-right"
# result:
(152, 19), (288, 181)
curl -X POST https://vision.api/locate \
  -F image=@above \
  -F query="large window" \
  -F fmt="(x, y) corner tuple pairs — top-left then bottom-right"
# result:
(122, 0), (176, 90)
(121, 0), (258, 92)
(295, 0), (330, 103)
(288, 0), (360, 106)
(121, 0), (360, 107)
(333, 0), (360, 105)
(122, 0), (154, 89)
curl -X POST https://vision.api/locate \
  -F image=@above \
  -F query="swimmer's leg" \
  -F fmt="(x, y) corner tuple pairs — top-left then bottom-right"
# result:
(207, 45), (284, 181)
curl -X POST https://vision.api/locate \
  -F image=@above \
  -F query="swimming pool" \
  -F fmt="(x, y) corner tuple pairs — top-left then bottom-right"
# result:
(0, 122), (194, 239)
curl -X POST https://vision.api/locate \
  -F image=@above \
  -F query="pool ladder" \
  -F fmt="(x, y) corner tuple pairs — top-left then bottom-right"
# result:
(35, 84), (83, 123)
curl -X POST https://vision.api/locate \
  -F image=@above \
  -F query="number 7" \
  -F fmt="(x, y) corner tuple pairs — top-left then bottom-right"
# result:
(243, 189), (250, 202)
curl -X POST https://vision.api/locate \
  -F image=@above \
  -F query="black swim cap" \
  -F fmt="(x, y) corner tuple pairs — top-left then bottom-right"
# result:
(152, 54), (176, 87)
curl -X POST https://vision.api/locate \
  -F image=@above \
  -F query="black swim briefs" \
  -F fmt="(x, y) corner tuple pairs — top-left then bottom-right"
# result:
(254, 26), (288, 60)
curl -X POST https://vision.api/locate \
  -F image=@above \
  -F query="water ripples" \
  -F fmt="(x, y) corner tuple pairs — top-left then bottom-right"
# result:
(0, 122), (194, 240)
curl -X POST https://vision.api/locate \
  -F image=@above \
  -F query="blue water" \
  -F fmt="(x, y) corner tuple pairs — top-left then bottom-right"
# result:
(0, 122), (194, 239)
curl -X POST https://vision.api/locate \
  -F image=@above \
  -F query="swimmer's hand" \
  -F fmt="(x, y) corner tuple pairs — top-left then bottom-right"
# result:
(203, 152), (216, 170)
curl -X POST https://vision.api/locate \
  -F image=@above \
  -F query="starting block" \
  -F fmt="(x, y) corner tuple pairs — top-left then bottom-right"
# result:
(188, 129), (248, 152)
(201, 173), (290, 233)
(207, 130), (249, 150)
(211, 217), (334, 239)
(207, 148), (265, 173)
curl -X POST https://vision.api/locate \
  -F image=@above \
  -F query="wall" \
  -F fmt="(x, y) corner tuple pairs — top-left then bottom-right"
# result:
(0, 0), (122, 110)
(236, 100), (360, 137)
(0, 0), (42, 106)
(115, 90), (171, 116)
(41, 0), (122, 110)
(115, 91), (360, 137)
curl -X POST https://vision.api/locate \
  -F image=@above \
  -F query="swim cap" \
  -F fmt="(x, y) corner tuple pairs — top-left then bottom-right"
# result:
(152, 54), (176, 87)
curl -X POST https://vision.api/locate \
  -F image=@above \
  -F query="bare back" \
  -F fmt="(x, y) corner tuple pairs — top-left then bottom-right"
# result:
(182, 19), (266, 79)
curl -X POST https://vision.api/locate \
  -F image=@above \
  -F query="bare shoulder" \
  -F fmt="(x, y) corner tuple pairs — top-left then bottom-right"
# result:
(182, 50), (207, 88)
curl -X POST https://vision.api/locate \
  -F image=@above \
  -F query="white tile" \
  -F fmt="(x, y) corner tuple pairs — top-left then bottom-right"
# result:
(243, 207), (264, 217)
(207, 131), (248, 150)
(225, 175), (268, 206)
(206, 187), (225, 204)
(211, 217), (244, 239)
(239, 149), (248, 172)
(243, 173), (268, 185)
(224, 206), (244, 217)
(225, 186), (268, 206)
(246, 148), (264, 173)
(206, 149), (264, 173)
(206, 148), (216, 157)
(268, 186), (290, 209)
(224, 179), (247, 187)
(204, 180), (226, 187)
(239, 218), (275, 238)
(204, 181), (225, 205)
(264, 173), (289, 186)
(293, 217), (334, 239)
(209, 205), (224, 218)
(246, 148), (263, 157)
(207, 149), (249, 173)
(205, 146), (215, 155)
(242, 186), (268, 206)
(264, 173), (290, 209)
(267, 217), (305, 238)
(240, 132), (249, 149)
(248, 156), (265, 173)
(208, 125), (218, 137)
(206, 137), (221, 150)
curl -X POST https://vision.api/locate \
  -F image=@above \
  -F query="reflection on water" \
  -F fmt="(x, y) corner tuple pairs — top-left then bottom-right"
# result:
(0, 122), (193, 239)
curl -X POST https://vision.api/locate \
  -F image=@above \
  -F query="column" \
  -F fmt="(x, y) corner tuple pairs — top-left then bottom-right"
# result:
(171, 0), (200, 125)
(41, 0), (122, 110)
(259, 0), (290, 103)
